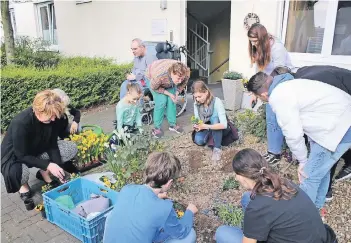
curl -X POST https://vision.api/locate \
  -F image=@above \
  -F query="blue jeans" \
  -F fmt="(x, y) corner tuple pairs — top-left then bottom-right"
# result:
(119, 79), (144, 99)
(194, 117), (230, 149)
(266, 103), (284, 155)
(300, 129), (351, 209)
(165, 228), (196, 243)
(215, 192), (251, 243)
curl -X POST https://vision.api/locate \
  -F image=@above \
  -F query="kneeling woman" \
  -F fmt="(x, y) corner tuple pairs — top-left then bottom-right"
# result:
(215, 148), (336, 243)
(192, 81), (233, 161)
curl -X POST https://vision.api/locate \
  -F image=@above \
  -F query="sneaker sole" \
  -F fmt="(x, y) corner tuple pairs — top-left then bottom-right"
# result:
(152, 134), (162, 139)
(325, 197), (333, 202)
(169, 128), (182, 134)
(335, 172), (351, 182)
(268, 159), (281, 165)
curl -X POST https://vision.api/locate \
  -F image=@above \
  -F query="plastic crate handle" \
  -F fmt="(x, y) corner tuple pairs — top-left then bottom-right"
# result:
(56, 185), (70, 193)
(60, 207), (71, 215)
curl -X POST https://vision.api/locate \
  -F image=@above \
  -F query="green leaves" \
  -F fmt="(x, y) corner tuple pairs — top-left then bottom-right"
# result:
(223, 71), (243, 80)
(105, 128), (164, 191)
(216, 204), (244, 227)
(0, 57), (132, 131)
(235, 105), (267, 141)
(222, 177), (240, 191)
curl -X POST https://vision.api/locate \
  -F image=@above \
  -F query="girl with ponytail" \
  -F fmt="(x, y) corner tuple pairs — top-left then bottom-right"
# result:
(215, 148), (336, 243)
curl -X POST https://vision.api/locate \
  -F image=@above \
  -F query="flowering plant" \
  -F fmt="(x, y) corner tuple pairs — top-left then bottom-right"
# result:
(70, 130), (109, 167)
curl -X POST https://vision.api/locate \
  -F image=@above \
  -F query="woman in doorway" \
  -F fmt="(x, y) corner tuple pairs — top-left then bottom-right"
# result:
(192, 81), (235, 161)
(215, 148), (336, 243)
(248, 23), (294, 164)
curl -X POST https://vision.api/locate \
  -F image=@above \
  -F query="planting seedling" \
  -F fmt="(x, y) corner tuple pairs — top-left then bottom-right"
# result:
(173, 201), (186, 218)
(41, 184), (52, 193)
(35, 203), (46, 218)
(222, 177), (240, 191)
(191, 116), (203, 125)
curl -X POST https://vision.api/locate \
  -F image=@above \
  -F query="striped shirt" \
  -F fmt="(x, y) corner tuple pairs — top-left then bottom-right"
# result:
(145, 59), (190, 94)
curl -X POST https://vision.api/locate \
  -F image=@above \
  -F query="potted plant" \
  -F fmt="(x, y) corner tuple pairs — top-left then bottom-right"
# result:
(240, 77), (255, 109)
(70, 130), (109, 172)
(222, 71), (245, 111)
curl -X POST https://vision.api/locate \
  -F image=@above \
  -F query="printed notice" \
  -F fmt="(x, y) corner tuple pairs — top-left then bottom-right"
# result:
(152, 19), (167, 35)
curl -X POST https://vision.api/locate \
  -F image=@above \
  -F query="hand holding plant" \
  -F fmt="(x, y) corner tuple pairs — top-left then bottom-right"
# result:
(191, 116), (203, 125)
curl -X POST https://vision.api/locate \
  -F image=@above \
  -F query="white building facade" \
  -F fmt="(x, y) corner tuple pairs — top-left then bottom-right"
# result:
(8, 0), (351, 80)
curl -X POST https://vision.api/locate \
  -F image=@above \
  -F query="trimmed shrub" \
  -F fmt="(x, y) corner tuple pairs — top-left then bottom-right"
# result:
(1, 57), (132, 131)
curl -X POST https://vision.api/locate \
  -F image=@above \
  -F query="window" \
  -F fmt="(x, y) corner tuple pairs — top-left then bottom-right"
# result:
(282, 0), (351, 61)
(331, 1), (351, 55)
(284, 1), (328, 54)
(9, 9), (17, 38)
(37, 2), (57, 45)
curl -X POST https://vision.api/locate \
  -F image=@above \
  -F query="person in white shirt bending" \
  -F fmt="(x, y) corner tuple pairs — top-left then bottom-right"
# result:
(246, 71), (351, 211)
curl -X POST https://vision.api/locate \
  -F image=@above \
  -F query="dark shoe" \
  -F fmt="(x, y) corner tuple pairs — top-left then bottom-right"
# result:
(263, 152), (281, 165)
(335, 165), (351, 182)
(24, 198), (35, 211)
(325, 189), (333, 202)
(20, 191), (32, 201)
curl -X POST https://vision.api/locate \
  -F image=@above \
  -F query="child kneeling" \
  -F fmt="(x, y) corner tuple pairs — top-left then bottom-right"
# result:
(104, 152), (197, 243)
(116, 83), (143, 133)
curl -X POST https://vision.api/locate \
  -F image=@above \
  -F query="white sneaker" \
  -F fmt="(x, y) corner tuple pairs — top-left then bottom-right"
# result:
(212, 148), (222, 162)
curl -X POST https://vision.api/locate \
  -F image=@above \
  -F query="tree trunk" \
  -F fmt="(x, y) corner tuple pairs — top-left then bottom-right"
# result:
(1, 0), (15, 64)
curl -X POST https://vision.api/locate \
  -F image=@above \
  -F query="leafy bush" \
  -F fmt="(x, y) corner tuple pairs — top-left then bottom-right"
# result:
(1, 58), (132, 131)
(235, 105), (266, 141)
(105, 128), (163, 190)
(216, 204), (244, 227)
(2, 37), (61, 68)
(223, 70), (243, 80)
(222, 177), (240, 191)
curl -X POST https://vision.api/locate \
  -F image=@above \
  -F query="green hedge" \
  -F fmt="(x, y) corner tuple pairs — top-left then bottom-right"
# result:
(1, 57), (132, 131)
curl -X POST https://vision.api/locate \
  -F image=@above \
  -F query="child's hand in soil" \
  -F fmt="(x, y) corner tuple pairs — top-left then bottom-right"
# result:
(187, 203), (198, 214)
(158, 192), (168, 199)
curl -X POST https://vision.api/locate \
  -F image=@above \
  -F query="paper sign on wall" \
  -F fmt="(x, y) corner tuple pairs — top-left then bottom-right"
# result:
(152, 19), (167, 36)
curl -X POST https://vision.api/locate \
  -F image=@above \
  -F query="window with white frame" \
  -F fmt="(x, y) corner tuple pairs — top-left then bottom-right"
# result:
(9, 8), (17, 38)
(37, 2), (57, 45)
(282, 0), (351, 61)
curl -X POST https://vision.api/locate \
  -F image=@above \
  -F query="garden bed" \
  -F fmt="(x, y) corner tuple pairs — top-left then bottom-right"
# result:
(162, 132), (351, 243)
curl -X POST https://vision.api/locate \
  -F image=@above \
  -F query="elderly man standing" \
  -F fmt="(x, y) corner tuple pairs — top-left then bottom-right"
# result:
(119, 38), (157, 99)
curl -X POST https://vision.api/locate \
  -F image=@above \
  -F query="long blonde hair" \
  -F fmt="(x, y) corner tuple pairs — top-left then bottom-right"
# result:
(191, 80), (214, 106)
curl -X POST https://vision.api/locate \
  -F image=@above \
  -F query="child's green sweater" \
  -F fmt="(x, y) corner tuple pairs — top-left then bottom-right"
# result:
(116, 99), (142, 131)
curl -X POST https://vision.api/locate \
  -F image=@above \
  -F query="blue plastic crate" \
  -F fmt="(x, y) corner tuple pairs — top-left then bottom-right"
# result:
(43, 178), (118, 243)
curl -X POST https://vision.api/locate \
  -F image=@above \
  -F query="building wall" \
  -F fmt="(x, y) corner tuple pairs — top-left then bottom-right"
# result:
(11, 2), (38, 38)
(208, 8), (231, 83)
(229, 0), (282, 78)
(54, 0), (185, 63)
